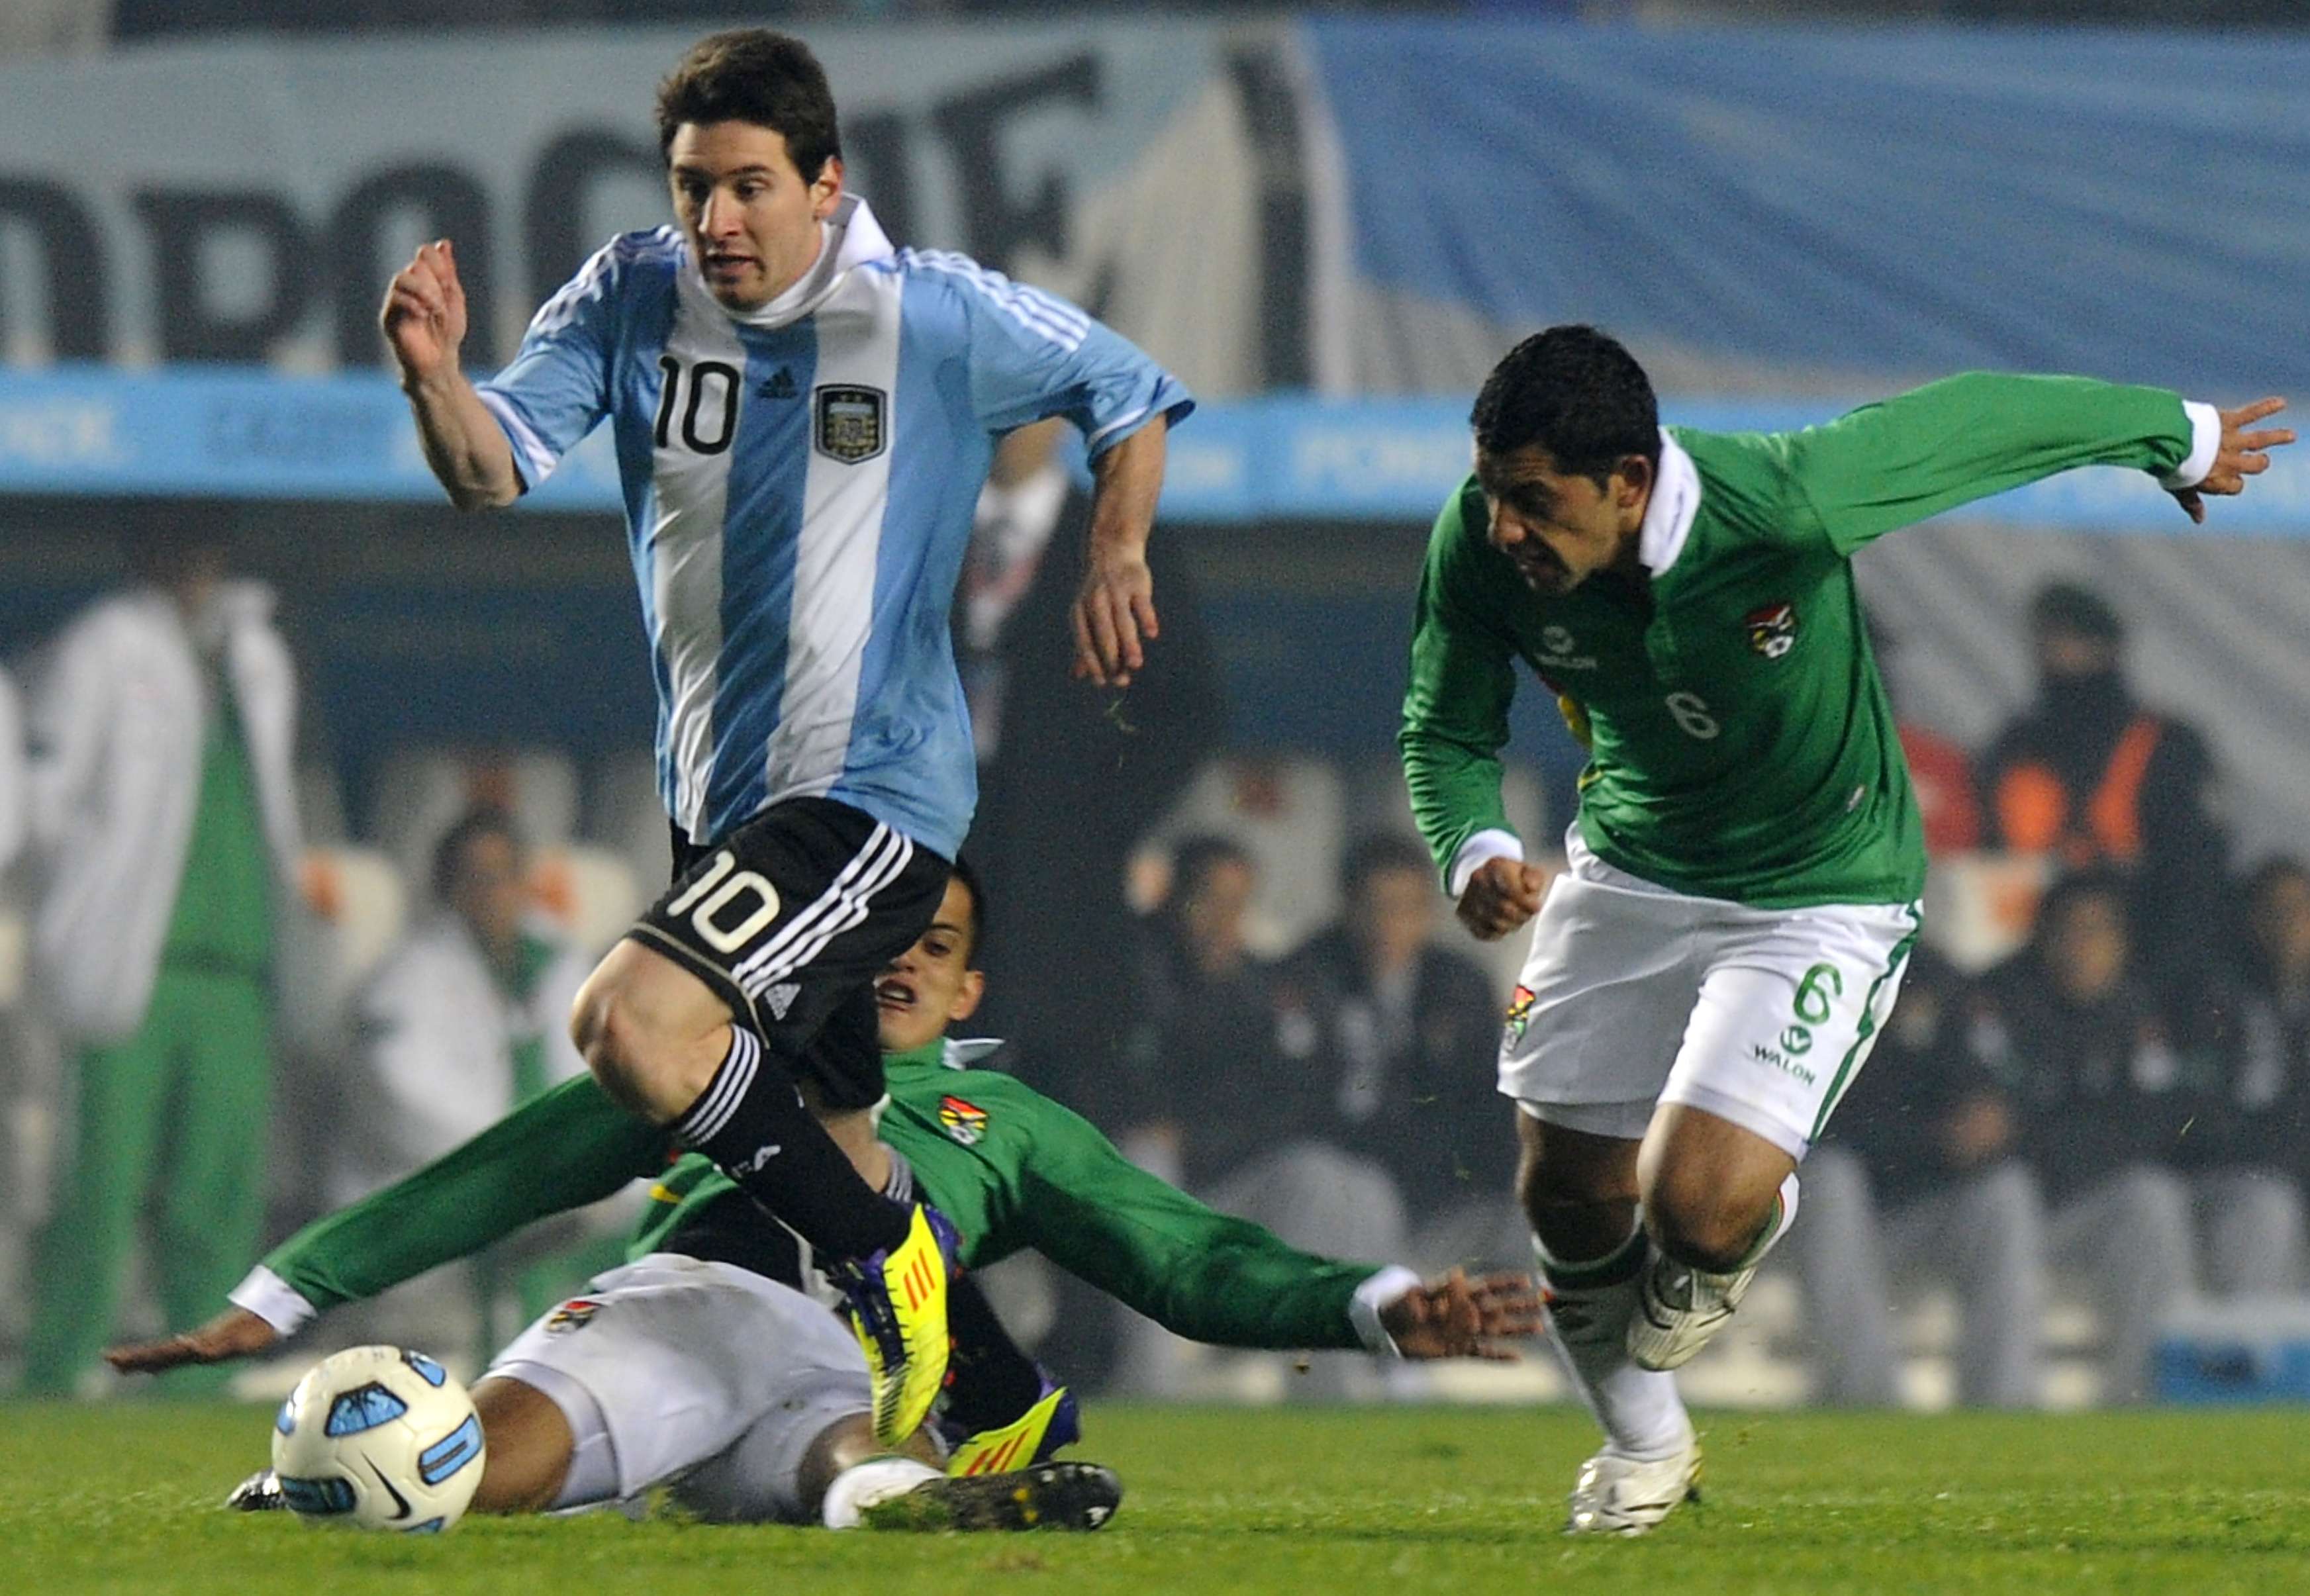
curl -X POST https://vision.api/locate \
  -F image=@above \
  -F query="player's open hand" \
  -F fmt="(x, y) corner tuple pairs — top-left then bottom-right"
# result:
(1071, 548), (1158, 688)
(2172, 396), (2293, 524)
(1457, 856), (1549, 941)
(105, 1307), (279, 1375)
(381, 238), (470, 389)
(1380, 1268), (1544, 1361)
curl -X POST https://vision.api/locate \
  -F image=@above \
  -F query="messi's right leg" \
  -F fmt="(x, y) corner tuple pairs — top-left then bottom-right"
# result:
(571, 799), (959, 1442)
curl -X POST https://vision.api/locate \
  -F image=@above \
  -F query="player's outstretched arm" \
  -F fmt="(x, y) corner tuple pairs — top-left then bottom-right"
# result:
(381, 238), (522, 510)
(105, 1306), (278, 1374)
(2170, 397), (2293, 524)
(1378, 1268), (1545, 1361)
(1071, 416), (1168, 688)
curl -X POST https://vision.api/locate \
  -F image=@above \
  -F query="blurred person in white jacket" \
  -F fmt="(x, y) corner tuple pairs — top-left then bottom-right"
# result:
(18, 524), (301, 1396)
(333, 806), (615, 1352)
(0, 665), (24, 874)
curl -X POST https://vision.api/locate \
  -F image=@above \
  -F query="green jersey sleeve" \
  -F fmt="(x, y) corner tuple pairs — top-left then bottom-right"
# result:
(1400, 477), (1523, 888)
(1008, 1097), (1380, 1351)
(260, 1076), (669, 1313)
(1778, 372), (2199, 555)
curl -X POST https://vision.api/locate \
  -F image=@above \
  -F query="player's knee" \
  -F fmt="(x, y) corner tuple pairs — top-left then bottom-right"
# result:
(1646, 1170), (1774, 1273)
(571, 975), (683, 1121)
(469, 1377), (573, 1515)
(1517, 1143), (1636, 1237)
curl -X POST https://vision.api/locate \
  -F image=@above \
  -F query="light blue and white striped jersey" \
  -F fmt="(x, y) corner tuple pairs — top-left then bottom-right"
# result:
(475, 195), (1192, 860)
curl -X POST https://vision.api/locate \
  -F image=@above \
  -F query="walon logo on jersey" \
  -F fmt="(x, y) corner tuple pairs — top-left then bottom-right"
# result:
(938, 1095), (989, 1146)
(1744, 601), (1798, 659)
(1535, 624), (1598, 672)
(815, 384), (888, 464)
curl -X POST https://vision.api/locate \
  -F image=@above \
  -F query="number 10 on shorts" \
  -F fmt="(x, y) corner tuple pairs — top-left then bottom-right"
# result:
(667, 851), (785, 954)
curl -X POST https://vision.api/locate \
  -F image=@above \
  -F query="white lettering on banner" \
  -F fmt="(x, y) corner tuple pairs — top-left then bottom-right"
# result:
(1290, 426), (1468, 500)
(0, 400), (119, 467)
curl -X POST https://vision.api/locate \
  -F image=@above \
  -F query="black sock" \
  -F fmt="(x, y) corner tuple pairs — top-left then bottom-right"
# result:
(940, 1278), (1049, 1438)
(671, 1027), (910, 1260)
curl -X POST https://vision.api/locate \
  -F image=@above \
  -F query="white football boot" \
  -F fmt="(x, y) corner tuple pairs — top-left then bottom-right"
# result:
(1564, 1433), (1702, 1536)
(1625, 1248), (1755, 1372)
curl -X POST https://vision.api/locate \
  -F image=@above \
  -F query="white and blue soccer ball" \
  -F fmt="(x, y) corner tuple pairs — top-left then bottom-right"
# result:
(269, 1345), (487, 1532)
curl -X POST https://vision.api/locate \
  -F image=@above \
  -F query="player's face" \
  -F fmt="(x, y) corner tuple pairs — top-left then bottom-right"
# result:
(875, 877), (986, 1055)
(1474, 444), (1649, 595)
(666, 120), (843, 311)
(449, 831), (527, 953)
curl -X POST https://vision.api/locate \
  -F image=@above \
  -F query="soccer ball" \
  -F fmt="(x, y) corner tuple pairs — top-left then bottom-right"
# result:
(269, 1345), (487, 1532)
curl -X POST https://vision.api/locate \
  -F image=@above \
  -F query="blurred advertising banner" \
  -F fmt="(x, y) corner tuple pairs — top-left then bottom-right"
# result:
(6, 21), (2309, 408)
(10, 367), (2308, 534)
(1297, 20), (2310, 400)
(0, 22), (1302, 398)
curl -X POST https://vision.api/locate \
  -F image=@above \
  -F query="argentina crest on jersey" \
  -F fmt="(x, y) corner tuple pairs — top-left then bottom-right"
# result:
(814, 384), (887, 464)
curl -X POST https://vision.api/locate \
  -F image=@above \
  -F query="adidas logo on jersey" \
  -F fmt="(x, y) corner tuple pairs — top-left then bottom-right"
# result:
(765, 982), (801, 1020)
(759, 367), (798, 399)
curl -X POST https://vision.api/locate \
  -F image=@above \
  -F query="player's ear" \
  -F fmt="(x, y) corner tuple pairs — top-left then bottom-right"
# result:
(948, 968), (986, 1023)
(809, 155), (845, 219)
(1613, 451), (1654, 508)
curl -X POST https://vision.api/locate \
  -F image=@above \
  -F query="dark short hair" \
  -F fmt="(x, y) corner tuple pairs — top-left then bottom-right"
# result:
(655, 29), (842, 181)
(431, 805), (522, 904)
(1470, 325), (1660, 487)
(1342, 832), (1432, 899)
(2029, 581), (2124, 645)
(945, 855), (988, 967)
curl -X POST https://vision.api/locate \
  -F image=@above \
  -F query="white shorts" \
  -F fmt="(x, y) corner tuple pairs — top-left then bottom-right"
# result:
(1498, 830), (1919, 1159)
(487, 1253), (869, 1524)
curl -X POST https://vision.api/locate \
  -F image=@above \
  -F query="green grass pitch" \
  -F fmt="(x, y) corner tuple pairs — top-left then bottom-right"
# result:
(10, 1401), (2310, 1593)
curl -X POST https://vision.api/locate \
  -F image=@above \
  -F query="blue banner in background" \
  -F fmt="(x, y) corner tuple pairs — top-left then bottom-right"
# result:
(1300, 21), (2310, 402)
(1, 366), (2305, 534)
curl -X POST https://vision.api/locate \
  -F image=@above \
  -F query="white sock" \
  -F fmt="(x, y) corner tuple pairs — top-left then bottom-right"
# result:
(820, 1456), (942, 1529)
(1535, 1222), (1692, 1461)
(1731, 1172), (1802, 1272)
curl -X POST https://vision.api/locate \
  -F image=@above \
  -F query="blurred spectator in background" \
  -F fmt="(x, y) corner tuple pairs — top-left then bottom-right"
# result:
(327, 806), (618, 1358)
(1115, 835), (1408, 1395)
(1791, 943), (2045, 1407)
(1868, 614), (1980, 856)
(2161, 855), (2310, 1295)
(1983, 581), (2228, 962)
(962, 417), (1224, 1115)
(0, 665), (23, 874)
(1278, 833), (1516, 1270)
(330, 807), (589, 1204)
(17, 524), (302, 1395)
(1986, 870), (2216, 1402)
(1114, 835), (1295, 1190)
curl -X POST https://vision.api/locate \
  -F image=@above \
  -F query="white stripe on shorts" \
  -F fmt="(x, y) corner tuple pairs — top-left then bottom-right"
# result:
(729, 823), (910, 997)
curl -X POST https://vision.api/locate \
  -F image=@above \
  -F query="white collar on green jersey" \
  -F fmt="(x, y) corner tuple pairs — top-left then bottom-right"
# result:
(1635, 428), (1701, 575)
(941, 1037), (1008, 1070)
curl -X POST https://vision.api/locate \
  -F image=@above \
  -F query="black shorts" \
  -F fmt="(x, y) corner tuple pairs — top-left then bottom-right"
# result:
(629, 797), (950, 1112)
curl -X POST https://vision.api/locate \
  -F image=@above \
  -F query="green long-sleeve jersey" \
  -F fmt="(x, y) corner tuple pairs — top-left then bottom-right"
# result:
(256, 1038), (1384, 1352)
(1402, 373), (2205, 908)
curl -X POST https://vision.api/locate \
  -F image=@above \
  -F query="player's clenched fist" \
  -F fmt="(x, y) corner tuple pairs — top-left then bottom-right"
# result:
(1456, 855), (1549, 941)
(381, 238), (470, 389)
